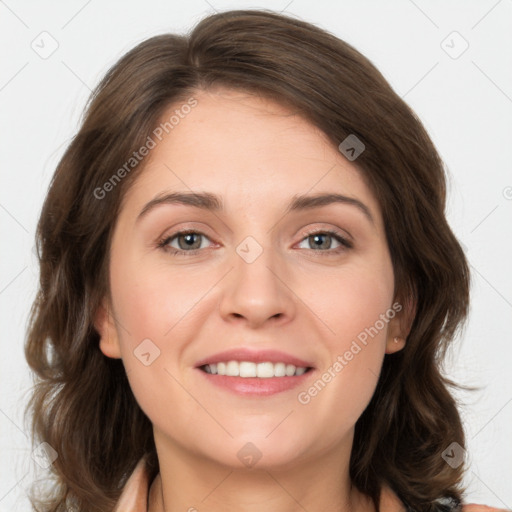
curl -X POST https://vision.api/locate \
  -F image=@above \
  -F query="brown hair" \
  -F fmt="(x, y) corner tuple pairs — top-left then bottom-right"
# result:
(24, 8), (472, 512)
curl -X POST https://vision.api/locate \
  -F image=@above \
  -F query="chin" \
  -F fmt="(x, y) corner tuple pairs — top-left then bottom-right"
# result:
(202, 435), (310, 471)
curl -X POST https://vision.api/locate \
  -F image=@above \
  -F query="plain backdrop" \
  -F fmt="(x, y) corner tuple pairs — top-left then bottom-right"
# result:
(1, 0), (511, 510)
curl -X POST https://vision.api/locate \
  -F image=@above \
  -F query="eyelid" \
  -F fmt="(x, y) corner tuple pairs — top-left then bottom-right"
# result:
(299, 225), (353, 244)
(156, 221), (215, 245)
(157, 229), (215, 254)
(296, 227), (353, 253)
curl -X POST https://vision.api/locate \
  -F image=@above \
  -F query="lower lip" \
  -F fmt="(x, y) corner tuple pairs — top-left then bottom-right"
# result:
(196, 368), (314, 396)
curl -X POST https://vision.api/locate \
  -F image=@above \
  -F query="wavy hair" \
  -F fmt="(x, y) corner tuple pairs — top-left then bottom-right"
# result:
(24, 9), (472, 512)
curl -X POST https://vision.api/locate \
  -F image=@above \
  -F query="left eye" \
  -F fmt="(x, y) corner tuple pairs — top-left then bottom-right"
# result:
(297, 231), (352, 252)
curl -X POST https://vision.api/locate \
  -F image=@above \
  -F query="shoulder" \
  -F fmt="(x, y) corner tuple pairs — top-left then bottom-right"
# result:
(461, 506), (511, 512)
(111, 462), (509, 512)
(381, 484), (509, 512)
(112, 456), (150, 512)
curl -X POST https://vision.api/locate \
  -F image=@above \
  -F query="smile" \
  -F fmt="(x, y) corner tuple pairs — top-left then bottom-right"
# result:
(201, 361), (311, 378)
(197, 362), (315, 397)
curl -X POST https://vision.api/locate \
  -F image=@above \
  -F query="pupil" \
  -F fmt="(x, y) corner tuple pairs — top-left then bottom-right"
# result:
(180, 233), (199, 249)
(312, 234), (330, 249)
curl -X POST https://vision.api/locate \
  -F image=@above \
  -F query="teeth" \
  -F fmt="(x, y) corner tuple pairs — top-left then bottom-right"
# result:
(240, 361), (256, 377)
(226, 360), (239, 376)
(202, 361), (309, 378)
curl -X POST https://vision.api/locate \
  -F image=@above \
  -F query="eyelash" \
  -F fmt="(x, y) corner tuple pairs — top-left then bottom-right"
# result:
(157, 228), (353, 257)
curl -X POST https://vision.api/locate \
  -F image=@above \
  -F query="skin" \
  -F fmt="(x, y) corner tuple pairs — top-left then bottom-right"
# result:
(96, 88), (411, 512)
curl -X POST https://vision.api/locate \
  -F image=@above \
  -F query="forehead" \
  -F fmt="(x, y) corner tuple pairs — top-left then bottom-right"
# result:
(119, 88), (382, 225)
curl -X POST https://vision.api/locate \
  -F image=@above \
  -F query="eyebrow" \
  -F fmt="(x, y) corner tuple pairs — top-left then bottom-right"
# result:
(136, 191), (374, 224)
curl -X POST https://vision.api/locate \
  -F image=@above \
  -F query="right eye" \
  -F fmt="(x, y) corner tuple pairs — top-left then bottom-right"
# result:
(157, 230), (214, 256)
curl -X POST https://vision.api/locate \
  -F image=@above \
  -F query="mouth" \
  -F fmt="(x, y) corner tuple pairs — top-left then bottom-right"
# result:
(199, 361), (313, 378)
(194, 348), (316, 396)
(196, 360), (315, 397)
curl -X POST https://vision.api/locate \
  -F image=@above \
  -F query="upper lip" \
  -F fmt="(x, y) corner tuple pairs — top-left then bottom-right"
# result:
(195, 348), (315, 369)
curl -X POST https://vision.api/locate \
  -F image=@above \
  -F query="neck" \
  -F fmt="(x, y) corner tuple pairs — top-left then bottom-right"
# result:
(148, 429), (374, 512)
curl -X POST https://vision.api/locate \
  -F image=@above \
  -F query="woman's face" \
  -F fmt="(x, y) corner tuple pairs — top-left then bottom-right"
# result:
(97, 88), (406, 471)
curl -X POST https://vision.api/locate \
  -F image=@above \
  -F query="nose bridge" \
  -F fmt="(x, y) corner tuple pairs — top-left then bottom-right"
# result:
(218, 232), (295, 326)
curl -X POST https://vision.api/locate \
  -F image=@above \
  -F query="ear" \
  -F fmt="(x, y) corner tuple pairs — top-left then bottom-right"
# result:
(94, 296), (122, 359)
(385, 295), (416, 355)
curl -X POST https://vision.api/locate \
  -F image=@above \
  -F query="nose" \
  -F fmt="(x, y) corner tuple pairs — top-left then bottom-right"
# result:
(218, 244), (297, 329)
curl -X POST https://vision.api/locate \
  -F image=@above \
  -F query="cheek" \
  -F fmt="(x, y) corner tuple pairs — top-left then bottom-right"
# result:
(295, 256), (394, 425)
(108, 246), (229, 419)
(305, 253), (395, 346)
(108, 250), (192, 402)
(110, 249), (207, 346)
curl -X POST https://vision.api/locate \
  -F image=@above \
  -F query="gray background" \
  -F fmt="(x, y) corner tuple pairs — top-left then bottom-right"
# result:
(1, 0), (511, 510)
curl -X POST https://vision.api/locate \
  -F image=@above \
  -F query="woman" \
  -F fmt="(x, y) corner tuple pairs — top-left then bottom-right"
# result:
(24, 9), (507, 512)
